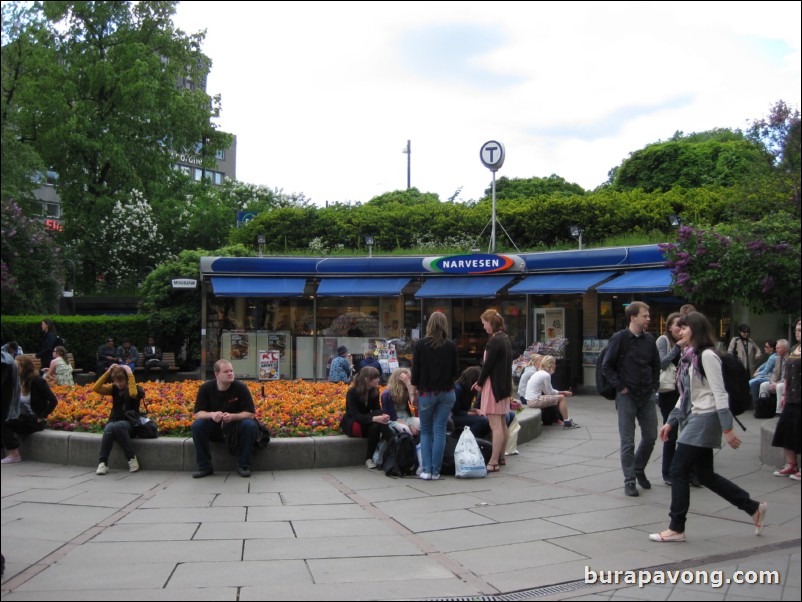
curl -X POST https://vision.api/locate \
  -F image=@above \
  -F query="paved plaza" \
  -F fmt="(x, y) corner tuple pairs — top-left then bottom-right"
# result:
(2, 395), (799, 600)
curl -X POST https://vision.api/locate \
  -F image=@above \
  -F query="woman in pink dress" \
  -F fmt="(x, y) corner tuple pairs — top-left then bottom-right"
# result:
(473, 309), (513, 472)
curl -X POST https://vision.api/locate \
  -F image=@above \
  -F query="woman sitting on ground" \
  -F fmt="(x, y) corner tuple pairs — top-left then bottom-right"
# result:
(524, 355), (580, 429)
(93, 364), (144, 475)
(340, 366), (393, 469)
(46, 346), (74, 386)
(1, 355), (59, 463)
(380, 368), (419, 437)
(452, 366), (491, 439)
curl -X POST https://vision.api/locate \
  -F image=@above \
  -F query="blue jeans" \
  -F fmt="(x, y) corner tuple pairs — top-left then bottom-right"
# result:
(749, 377), (768, 403)
(418, 390), (455, 475)
(616, 392), (657, 484)
(668, 443), (759, 533)
(99, 420), (135, 462)
(192, 418), (259, 470)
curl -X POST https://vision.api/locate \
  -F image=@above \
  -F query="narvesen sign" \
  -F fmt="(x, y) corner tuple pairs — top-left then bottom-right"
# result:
(171, 278), (198, 289)
(423, 254), (524, 275)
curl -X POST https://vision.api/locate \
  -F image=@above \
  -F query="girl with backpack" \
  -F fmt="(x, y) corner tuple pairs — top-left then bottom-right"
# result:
(650, 311), (766, 543)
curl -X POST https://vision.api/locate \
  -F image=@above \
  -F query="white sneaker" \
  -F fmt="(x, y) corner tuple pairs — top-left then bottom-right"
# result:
(419, 472), (432, 480)
(128, 456), (140, 473)
(365, 458), (376, 469)
(96, 462), (108, 475)
(431, 474), (441, 481)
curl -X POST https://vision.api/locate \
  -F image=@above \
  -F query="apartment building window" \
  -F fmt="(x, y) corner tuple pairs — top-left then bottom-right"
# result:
(41, 201), (61, 218)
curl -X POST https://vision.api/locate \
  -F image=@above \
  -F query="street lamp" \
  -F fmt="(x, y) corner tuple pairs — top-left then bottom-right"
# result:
(365, 235), (375, 258)
(257, 234), (266, 257)
(668, 214), (682, 227)
(569, 225), (584, 250)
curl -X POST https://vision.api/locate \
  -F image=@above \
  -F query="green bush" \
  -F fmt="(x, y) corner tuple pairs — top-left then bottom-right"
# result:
(1, 315), (150, 371)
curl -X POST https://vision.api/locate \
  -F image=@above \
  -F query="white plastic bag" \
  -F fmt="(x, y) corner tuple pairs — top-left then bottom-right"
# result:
(454, 426), (487, 478)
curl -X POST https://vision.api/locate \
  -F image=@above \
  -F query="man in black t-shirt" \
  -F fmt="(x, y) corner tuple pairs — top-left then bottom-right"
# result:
(191, 360), (259, 478)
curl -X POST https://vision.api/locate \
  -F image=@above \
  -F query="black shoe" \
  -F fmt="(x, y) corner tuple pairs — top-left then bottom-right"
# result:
(192, 467), (214, 479)
(664, 479), (672, 486)
(624, 483), (639, 497)
(237, 465), (251, 478)
(636, 473), (652, 489)
(690, 474), (702, 487)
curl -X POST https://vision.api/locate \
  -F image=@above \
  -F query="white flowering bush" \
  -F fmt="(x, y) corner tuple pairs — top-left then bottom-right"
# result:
(96, 190), (169, 287)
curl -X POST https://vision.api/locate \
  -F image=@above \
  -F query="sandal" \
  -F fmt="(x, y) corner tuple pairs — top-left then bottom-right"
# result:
(499, 458), (506, 466)
(486, 463), (500, 472)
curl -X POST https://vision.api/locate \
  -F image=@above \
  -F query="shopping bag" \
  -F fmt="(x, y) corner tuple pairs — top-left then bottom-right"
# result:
(454, 426), (487, 478)
(505, 414), (521, 455)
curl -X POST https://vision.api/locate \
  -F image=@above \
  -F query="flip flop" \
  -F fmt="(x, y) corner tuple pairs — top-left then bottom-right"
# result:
(486, 463), (500, 472)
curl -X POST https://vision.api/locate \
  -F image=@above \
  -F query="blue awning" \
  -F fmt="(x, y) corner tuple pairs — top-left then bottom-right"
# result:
(210, 277), (307, 297)
(508, 271), (617, 295)
(596, 268), (673, 293)
(415, 276), (515, 299)
(316, 277), (411, 296)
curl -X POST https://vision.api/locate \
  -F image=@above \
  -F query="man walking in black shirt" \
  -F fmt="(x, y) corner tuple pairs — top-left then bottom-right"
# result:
(602, 302), (660, 497)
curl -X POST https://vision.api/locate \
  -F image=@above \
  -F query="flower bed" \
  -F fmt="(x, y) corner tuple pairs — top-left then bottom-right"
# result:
(48, 380), (350, 438)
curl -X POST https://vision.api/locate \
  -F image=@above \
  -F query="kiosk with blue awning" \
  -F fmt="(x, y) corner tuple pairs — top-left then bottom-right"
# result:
(198, 245), (694, 383)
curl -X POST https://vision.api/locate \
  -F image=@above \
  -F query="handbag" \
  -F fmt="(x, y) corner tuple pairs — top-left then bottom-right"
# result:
(505, 414), (521, 455)
(658, 363), (677, 393)
(124, 398), (159, 439)
(454, 426), (487, 478)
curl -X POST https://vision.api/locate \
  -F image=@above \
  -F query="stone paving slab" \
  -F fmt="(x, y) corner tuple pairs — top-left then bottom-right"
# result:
(244, 534), (423, 560)
(2, 395), (799, 601)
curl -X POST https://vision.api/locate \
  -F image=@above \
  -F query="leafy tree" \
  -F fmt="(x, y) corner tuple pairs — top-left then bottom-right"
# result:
(138, 244), (250, 365)
(660, 214), (800, 314)
(611, 129), (772, 192)
(747, 100), (801, 208)
(1, 197), (63, 314)
(485, 175), (587, 200)
(2, 1), (230, 288)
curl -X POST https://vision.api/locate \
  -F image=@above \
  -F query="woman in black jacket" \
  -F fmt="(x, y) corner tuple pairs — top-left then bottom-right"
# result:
(2, 354), (58, 463)
(340, 366), (392, 469)
(36, 318), (58, 373)
(473, 309), (513, 472)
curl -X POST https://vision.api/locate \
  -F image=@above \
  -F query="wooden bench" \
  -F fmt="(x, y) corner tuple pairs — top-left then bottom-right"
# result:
(22, 352), (83, 374)
(133, 352), (180, 374)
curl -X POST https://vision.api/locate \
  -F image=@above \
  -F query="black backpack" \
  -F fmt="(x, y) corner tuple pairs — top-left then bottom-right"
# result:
(595, 346), (617, 400)
(383, 432), (417, 477)
(696, 350), (750, 430)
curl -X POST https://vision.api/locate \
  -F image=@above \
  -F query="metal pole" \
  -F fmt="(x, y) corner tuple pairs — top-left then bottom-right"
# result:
(490, 170), (497, 253)
(406, 140), (411, 190)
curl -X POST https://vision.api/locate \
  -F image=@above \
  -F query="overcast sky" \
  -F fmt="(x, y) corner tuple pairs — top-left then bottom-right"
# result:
(173, 1), (801, 205)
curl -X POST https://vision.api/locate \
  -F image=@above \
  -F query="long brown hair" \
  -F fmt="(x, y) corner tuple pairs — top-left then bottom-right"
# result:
(350, 366), (380, 402)
(664, 312), (681, 345)
(456, 365), (481, 390)
(15, 354), (36, 395)
(678, 311), (718, 351)
(425, 311), (449, 348)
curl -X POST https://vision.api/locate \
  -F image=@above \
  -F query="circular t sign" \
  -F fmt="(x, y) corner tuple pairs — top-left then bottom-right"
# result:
(480, 140), (505, 171)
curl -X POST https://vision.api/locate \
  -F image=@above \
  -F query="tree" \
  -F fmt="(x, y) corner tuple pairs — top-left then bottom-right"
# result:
(2, 1), (230, 288)
(660, 214), (801, 314)
(138, 244), (250, 364)
(95, 190), (170, 290)
(1, 197), (63, 314)
(485, 175), (586, 200)
(611, 129), (772, 192)
(747, 100), (801, 209)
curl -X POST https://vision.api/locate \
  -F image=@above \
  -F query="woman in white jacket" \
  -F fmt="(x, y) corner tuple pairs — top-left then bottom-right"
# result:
(650, 312), (766, 543)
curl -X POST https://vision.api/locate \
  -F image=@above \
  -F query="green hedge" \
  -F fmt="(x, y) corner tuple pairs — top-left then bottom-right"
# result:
(1, 315), (150, 372)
